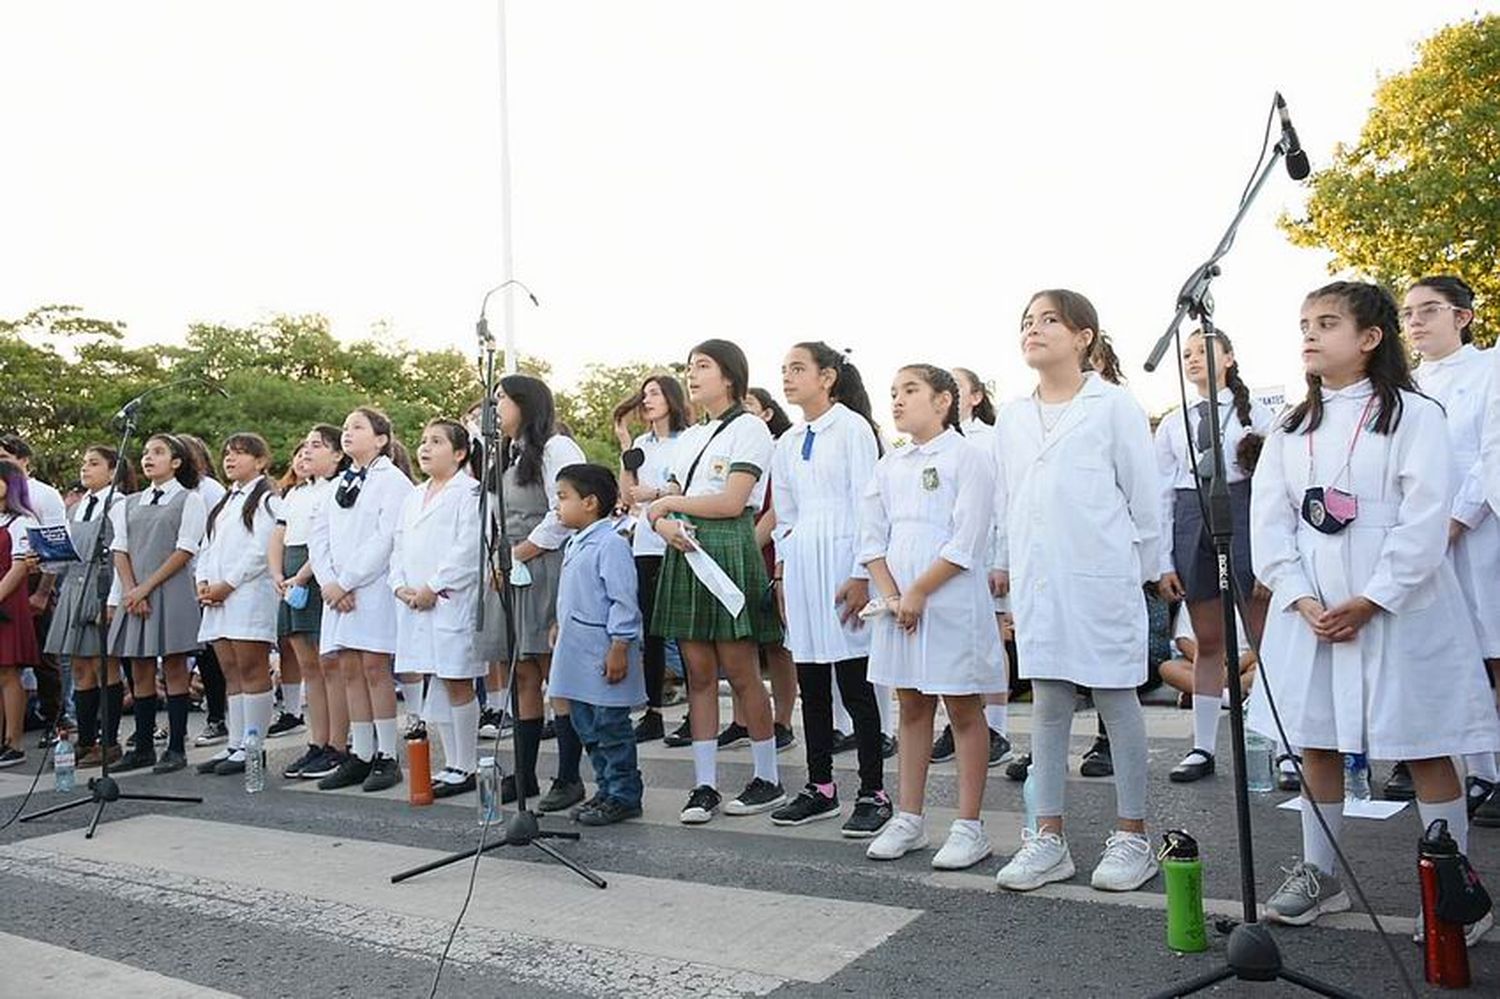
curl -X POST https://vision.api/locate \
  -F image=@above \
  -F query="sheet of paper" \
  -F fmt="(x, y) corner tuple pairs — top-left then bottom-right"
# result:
(681, 540), (746, 617)
(1277, 796), (1408, 820)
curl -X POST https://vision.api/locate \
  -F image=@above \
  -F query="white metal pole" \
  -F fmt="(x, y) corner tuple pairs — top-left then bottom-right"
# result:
(496, 0), (517, 374)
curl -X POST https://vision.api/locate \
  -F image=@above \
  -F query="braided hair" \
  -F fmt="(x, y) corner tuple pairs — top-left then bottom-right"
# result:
(1189, 328), (1253, 428)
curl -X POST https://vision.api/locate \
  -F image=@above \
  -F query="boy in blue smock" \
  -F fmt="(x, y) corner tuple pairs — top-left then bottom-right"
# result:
(548, 463), (645, 825)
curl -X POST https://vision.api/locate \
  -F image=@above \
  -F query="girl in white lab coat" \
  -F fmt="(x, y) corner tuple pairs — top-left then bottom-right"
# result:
(195, 433), (281, 777)
(860, 364), (1004, 870)
(1403, 276), (1500, 817)
(1155, 330), (1276, 783)
(391, 419), (483, 796)
(992, 290), (1163, 895)
(309, 407), (415, 794)
(768, 342), (890, 837)
(1252, 281), (1500, 930)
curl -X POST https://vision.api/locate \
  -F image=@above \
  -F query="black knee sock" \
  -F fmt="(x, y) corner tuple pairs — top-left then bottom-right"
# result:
(515, 717), (543, 793)
(104, 683), (125, 747)
(166, 694), (190, 754)
(132, 694), (158, 753)
(553, 713), (582, 784)
(74, 687), (101, 749)
(198, 648), (227, 723)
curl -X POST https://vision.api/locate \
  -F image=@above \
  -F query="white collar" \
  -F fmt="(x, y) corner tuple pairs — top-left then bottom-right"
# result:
(144, 477), (185, 499)
(1421, 343), (1476, 370)
(227, 475), (264, 497)
(804, 402), (846, 434)
(904, 426), (960, 456)
(1319, 378), (1375, 402)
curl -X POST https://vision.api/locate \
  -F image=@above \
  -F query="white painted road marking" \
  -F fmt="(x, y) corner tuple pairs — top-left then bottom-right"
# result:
(0, 930), (238, 998)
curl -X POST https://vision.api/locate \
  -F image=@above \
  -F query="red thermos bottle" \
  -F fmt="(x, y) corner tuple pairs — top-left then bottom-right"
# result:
(1418, 819), (1469, 989)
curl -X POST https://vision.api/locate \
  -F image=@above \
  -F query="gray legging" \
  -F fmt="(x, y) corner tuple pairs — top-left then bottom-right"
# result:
(1031, 679), (1148, 821)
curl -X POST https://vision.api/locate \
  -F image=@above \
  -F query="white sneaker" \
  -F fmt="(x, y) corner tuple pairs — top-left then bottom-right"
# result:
(995, 828), (1075, 891)
(866, 813), (929, 861)
(1090, 830), (1159, 891)
(1413, 907), (1495, 947)
(932, 821), (993, 870)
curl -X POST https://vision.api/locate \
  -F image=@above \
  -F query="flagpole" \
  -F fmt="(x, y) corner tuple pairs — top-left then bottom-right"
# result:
(496, 0), (517, 374)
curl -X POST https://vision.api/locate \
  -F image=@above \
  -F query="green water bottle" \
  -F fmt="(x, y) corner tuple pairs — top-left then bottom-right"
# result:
(1162, 829), (1207, 953)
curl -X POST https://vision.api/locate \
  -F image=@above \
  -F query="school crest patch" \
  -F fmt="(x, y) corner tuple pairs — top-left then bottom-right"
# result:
(921, 466), (939, 491)
(709, 456), (730, 481)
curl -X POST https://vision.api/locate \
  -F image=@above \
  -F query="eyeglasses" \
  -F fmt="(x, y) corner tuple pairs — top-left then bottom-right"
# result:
(1398, 302), (1459, 327)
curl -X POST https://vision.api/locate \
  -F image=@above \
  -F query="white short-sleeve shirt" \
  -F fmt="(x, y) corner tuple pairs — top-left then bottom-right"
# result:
(668, 409), (774, 509)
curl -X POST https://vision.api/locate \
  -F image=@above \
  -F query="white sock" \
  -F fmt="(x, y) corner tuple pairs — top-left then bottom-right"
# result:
(1417, 795), (1470, 854)
(351, 721), (376, 762)
(750, 737), (778, 783)
(985, 702), (1009, 735)
(898, 809), (924, 826)
(692, 739), (717, 789)
(281, 683), (303, 717)
(874, 683), (894, 736)
(226, 694), (246, 751)
(374, 717), (400, 758)
(953, 817), (983, 837)
(1192, 694), (1220, 754)
(245, 691), (275, 746)
(1302, 800), (1344, 874)
(1464, 752), (1499, 783)
(450, 698), (480, 774)
(400, 679), (425, 718)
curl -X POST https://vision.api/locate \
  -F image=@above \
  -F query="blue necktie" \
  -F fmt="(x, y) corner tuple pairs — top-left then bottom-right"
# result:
(801, 427), (815, 461)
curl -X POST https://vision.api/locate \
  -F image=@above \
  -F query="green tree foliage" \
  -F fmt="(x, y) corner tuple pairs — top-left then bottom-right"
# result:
(555, 361), (667, 466)
(1282, 15), (1500, 346)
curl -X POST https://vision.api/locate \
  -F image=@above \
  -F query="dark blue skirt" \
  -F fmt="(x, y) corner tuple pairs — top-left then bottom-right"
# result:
(1172, 480), (1254, 603)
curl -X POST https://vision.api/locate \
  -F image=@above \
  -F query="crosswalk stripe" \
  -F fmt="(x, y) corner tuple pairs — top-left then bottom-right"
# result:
(0, 930), (237, 998)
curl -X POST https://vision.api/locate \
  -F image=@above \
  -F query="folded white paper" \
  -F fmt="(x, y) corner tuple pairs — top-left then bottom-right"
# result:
(680, 532), (746, 617)
(1277, 796), (1407, 820)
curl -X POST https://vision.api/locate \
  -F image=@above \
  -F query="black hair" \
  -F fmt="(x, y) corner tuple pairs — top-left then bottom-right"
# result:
(350, 407), (412, 480)
(146, 433), (202, 490)
(747, 388), (793, 439)
(207, 432), (277, 537)
(0, 434), (33, 461)
(689, 339), (750, 404)
(556, 462), (619, 520)
(899, 364), (962, 432)
(1024, 289), (1104, 374)
(792, 341), (884, 456)
(1283, 281), (1415, 436)
(174, 434), (218, 485)
(498, 374), (556, 487)
(952, 367), (997, 425)
(1188, 328), (1253, 428)
(0, 459), (36, 519)
(1411, 275), (1477, 345)
(84, 444), (138, 494)
(422, 418), (472, 473)
(612, 374), (692, 434)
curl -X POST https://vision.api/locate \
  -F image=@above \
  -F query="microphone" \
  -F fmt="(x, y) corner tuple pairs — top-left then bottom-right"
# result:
(1275, 93), (1311, 181)
(113, 376), (228, 422)
(476, 279), (541, 345)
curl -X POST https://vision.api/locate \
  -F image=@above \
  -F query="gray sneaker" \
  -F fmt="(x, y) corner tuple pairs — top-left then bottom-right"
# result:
(1264, 862), (1350, 926)
(536, 778), (585, 813)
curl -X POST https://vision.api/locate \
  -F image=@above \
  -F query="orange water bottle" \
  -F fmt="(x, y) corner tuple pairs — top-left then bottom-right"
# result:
(407, 732), (434, 806)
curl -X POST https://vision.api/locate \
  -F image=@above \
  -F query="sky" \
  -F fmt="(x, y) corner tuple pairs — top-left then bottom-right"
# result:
(4, 1), (1495, 419)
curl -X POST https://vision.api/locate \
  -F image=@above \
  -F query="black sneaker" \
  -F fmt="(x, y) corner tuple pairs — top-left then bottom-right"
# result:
(577, 797), (642, 826)
(716, 722), (750, 750)
(0, 746), (25, 769)
(680, 784), (722, 824)
(301, 747), (344, 780)
(988, 729), (1012, 768)
(1466, 776), (1496, 820)
(881, 734), (898, 759)
(266, 712), (305, 740)
(152, 749), (188, 774)
(775, 723), (797, 753)
(841, 792), (893, 839)
(112, 747), (156, 773)
(930, 724), (956, 763)
(771, 785), (840, 826)
(830, 730), (858, 754)
(663, 716), (694, 748)
(194, 720), (229, 747)
(362, 754), (402, 792)
(403, 717), (427, 742)
(634, 711), (665, 743)
(1005, 752), (1032, 781)
(432, 769), (477, 799)
(570, 790), (608, 820)
(1475, 784), (1500, 828)
(500, 773), (540, 804)
(214, 752), (248, 776)
(197, 750), (232, 774)
(1276, 753), (1302, 792)
(725, 777), (787, 816)
(536, 778), (585, 813)
(478, 707), (507, 740)
(316, 754), (372, 790)
(1080, 736), (1113, 777)
(1383, 761), (1415, 800)
(282, 744), (321, 779)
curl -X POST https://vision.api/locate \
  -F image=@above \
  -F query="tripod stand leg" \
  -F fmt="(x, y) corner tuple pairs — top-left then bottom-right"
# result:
(1147, 965), (1236, 998)
(115, 793), (205, 805)
(389, 836), (510, 884)
(1277, 969), (1362, 999)
(86, 797), (108, 840)
(531, 840), (607, 889)
(17, 796), (99, 823)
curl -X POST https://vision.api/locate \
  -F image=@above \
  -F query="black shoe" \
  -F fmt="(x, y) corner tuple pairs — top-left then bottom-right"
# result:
(403, 717), (427, 742)
(774, 723), (796, 753)
(570, 790), (608, 820)
(830, 730), (858, 755)
(266, 712), (305, 739)
(881, 734), (898, 759)
(1080, 737), (1113, 777)
(194, 719), (229, 747)
(1169, 749), (1216, 783)
(316, 753), (373, 790)
(196, 751), (231, 775)
(0, 746), (26, 769)
(931, 724), (956, 763)
(282, 745), (321, 779)
(301, 747), (343, 780)
(152, 749), (188, 774)
(214, 753), (248, 776)
(500, 773), (540, 804)
(1383, 761), (1415, 800)
(679, 784), (722, 824)
(634, 711), (665, 743)
(478, 707), (507, 741)
(841, 792), (893, 838)
(432, 769), (477, 799)
(361, 754), (402, 792)
(1466, 776), (1496, 820)
(716, 722), (750, 750)
(540, 718), (556, 740)
(725, 777), (786, 816)
(577, 798), (643, 826)
(1005, 752), (1032, 781)
(536, 778), (585, 813)
(112, 747), (156, 773)
(1276, 753), (1302, 792)
(663, 716), (694, 748)
(1475, 783), (1500, 828)
(771, 785), (840, 826)
(988, 729), (1012, 768)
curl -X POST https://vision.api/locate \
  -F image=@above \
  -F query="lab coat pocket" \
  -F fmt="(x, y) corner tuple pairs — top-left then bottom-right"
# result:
(1070, 457), (1117, 510)
(564, 613), (610, 665)
(1067, 572), (1140, 660)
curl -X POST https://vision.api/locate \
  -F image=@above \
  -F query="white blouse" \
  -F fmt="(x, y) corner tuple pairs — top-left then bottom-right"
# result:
(628, 430), (679, 557)
(524, 434), (589, 551)
(108, 478), (209, 556)
(278, 478), (335, 546)
(668, 409), (775, 509)
(1414, 344), (1494, 527)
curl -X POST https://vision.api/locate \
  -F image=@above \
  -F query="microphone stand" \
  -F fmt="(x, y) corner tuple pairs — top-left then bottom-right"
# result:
(19, 390), (203, 838)
(1144, 136), (1355, 998)
(391, 284), (604, 889)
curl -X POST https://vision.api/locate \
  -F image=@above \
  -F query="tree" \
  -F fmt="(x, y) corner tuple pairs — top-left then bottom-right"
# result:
(1281, 14), (1500, 346)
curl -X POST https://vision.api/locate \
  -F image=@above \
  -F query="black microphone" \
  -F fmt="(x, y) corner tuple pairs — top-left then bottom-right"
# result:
(477, 279), (541, 345)
(1275, 92), (1311, 181)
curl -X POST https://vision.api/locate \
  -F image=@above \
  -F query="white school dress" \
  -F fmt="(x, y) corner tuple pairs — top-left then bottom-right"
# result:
(196, 477), (280, 644)
(629, 430), (679, 559)
(857, 427), (1003, 694)
(772, 403), (879, 664)
(1415, 344), (1500, 656)
(309, 456), (415, 657)
(389, 473), (484, 678)
(994, 374), (1162, 689)
(1247, 381), (1500, 759)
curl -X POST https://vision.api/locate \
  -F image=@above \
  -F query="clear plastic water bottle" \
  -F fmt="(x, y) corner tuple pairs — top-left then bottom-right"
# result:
(1022, 769), (1038, 831)
(1244, 730), (1275, 793)
(477, 756), (501, 825)
(53, 732), (75, 793)
(1344, 753), (1371, 801)
(244, 727), (264, 794)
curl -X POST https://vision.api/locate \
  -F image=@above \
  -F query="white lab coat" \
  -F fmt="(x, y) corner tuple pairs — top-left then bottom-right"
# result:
(994, 374), (1161, 688)
(309, 456), (415, 656)
(1247, 381), (1500, 759)
(389, 473), (484, 678)
(1485, 347), (1500, 515)
(195, 477), (280, 643)
(1416, 344), (1500, 656)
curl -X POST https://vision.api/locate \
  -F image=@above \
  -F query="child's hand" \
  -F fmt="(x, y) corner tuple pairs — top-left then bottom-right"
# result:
(989, 570), (1011, 599)
(604, 641), (629, 684)
(205, 581), (234, 605)
(1294, 597), (1332, 638)
(322, 582), (348, 608)
(1317, 596), (1379, 643)
(896, 589), (927, 633)
(547, 622), (558, 650)
(409, 586), (439, 610)
(835, 578), (869, 627)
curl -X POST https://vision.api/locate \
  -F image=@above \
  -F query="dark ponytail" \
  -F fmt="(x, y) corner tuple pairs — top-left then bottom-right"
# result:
(1283, 281), (1415, 436)
(793, 341), (885, 456)
(953, 367), (997, 425)
(1192, 329), (1254, 428)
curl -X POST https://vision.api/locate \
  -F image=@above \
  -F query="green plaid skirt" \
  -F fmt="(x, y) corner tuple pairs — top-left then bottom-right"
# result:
(651, 511), (783, 644)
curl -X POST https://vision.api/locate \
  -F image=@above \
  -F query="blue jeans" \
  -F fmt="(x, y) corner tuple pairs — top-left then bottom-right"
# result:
(567, 701), (642, 808)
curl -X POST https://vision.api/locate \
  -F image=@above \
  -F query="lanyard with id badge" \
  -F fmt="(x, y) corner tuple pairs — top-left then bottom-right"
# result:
(1301, 395), (1375, 534)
